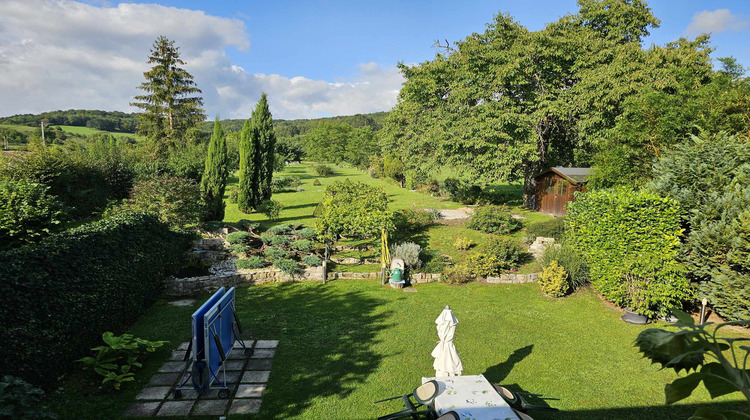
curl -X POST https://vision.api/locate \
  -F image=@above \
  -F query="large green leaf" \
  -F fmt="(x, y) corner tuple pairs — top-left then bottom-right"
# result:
(701, 363), (741, 399)
(665, 372), (703, 405)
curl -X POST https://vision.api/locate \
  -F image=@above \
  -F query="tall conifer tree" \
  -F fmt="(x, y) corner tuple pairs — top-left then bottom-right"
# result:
(238, 120), (260, 212)
(200, 117), (228, 221)
(252, 93), (276, 200)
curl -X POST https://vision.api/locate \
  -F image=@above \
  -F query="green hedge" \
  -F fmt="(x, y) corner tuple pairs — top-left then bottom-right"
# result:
(0, 212), (192, 389)
(566, 188), (692, 318)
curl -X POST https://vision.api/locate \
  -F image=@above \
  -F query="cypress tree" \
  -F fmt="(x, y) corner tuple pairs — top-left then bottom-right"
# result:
(238, 120), (260, 212)
(252, 93), (276, 200)
(200, 117), (228, 221)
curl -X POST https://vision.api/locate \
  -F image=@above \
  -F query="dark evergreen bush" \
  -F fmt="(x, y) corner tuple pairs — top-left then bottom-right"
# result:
(466, 205), (522, 234)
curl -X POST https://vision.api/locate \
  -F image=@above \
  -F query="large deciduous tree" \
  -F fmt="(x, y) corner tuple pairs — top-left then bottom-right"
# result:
(131, 36), (205, 158)
(200, 117), (229, 221)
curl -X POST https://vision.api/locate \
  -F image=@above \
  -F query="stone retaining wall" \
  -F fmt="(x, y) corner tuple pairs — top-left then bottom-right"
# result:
(486, 273), (539, 284)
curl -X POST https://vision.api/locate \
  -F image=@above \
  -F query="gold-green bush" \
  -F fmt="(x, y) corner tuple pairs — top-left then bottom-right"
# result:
(539, 261), (569, 297)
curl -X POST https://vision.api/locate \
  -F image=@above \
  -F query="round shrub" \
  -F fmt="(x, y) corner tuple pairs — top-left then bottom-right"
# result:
(263, 246), (288, 260)
(443, 263), (473, 284)
(539, 261), (569, 297)
(261, 234), (290, 247)
(226, 231), (252, 244)
(301, 254), (322, 266)
(391, 242), (422, 269)
(313, 164), (333, 176)
(392, 209), (433, 235)
(467, 205), (522, 234)
(236, 256), (267, 270)
(291, 239), (313, 252)
(297, 227), (317, 239)
(258, 199), (283, 221)
(274, 258), (302, 275)
(481, 237), (524, 270)
(465, 253), (501, 277)
(453, 237), (474, 251)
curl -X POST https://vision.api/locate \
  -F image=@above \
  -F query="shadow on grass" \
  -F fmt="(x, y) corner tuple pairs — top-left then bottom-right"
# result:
(483, 345), (534, 384)
(236, 283), (389, 419)
(531, 402), (750, 420)
(281, 203), (318, 211)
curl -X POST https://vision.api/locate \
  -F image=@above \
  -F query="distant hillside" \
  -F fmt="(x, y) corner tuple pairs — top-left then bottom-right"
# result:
(203, 111), (389, 134)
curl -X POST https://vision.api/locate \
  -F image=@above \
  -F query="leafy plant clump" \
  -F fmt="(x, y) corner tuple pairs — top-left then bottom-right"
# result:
(236, 256), (267, 270)
(302, 254), (322, 266)
(453, 237), (474, 251)
(77, 332), (166, 390)
(539, 242), (589, 290)
(467, 205), (522, 234)
(481, 237), (524, 271)
(261, 234), (290, 247)
(291, 239), (313, 252)
(226, 231), (253, 244)
(263, 246), (288, 260)
(391, 242), (422, 269)
(0, 180), (65, 251)
(297, 227), (317, 239)
(392, 209), (433, 236)
(258, 199), (283, 221)
(313, 164), (334, 176)
(427, 208), (443, 220)
(271, 176), (302, 193)
(465, 253), (502, 277)
(114, 174), (204, 229)
(539, 261), (569, 297)
(443, 263), (473, 284)
(274, 258), (302, 275)
(0, 376), (56, 419)
(266, 223), (295, 234)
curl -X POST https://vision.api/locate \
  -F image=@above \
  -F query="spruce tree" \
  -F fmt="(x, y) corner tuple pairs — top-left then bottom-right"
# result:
(252, 93), (276, 200)
(131, 36), (205, 157)
(200, 117), (228, 221)
(237, 120), (260, 212)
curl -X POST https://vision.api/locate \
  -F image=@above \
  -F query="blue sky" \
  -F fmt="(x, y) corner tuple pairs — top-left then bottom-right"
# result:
(1, 1), (749, 119)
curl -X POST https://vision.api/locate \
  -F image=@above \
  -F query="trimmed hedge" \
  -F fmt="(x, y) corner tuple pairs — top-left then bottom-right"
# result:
(566, 188), (692, 318)
(0, 212), (192, 389)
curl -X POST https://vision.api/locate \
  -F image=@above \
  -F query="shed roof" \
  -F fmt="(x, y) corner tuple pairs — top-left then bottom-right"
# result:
(535, 167), (591, 184)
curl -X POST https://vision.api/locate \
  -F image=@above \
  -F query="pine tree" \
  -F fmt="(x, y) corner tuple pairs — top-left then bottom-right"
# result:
(200, 117), (228, 221)
(252, 93), (276, 200)
(237, 120), (260, 212)
(131, 36), (205, 157)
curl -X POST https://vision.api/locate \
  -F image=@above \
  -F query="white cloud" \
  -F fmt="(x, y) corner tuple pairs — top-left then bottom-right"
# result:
(0, 0), (403, 120)
(685, 9), (748, 36)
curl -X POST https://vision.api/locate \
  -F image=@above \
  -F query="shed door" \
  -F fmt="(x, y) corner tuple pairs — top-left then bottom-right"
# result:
(542, 178), (568, 217)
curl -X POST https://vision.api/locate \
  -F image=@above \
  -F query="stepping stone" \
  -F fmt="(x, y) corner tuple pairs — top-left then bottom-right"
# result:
(223, 370), (242, 385)
(200, 385), (237, 399)
(251, 349), (275, 359)
(241, 370), (270, 383)
(192, 399), (229, 416)
(157, 400), (194, 416)
(254, 340), (278, 349)
(403, 287), (418, 292)
(136, 386), (171, 401)
(169, 350), (187, 361)
(229, 398), (262, 415)
(177, 342), (190, 350)
(124, 402), (160, 417)
(167, 299), (196, 307)
(247, 359), (272, 370)
(223, 360), (245, 371)
(147, 372), (180, 386)
(236, 384), (265, 398)
(237, 340), (256, 348)
(158, 361), (185, 373)
(167, 388), (198, 400)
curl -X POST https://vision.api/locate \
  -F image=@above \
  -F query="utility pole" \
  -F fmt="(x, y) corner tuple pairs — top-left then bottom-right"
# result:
(40, 120), (46, 147)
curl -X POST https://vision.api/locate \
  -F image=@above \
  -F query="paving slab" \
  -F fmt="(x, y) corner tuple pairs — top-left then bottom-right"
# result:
(255, 340), (279, 349)
(200, 385), (237, 399)
(167, 388), (199, 400)
(169, 350), (187, 361)
(251, 349), (276, 359)
(167, 299), (196, 307)
(124, 402), (160, 417)
(192, 399), (229, 416)
(147, 373), (180, 386)
(247, 359), (272, 370)
(136, 386), (171, 401)
(158, 361), (185, 373)
(241, 370), (270, 383)
(176, 341), (190, 350)
(156, 400), (193, 416)
(223, 360), (245, 371)
(237, 339), (256, 348)
(229, 398), (262, 415)
(236, 384), (265, 398)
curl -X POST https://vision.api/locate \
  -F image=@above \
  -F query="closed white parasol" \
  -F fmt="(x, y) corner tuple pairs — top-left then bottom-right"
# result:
(431, 305), (463, 376)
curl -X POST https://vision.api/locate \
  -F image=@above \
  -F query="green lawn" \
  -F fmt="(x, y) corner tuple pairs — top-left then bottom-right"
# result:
(53, 125), (138, 139)
(49, 281), (748, 419)
(223, 162), (462, 229)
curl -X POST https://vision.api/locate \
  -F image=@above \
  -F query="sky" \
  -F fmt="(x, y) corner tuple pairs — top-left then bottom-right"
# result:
(0, 0), (749, 121)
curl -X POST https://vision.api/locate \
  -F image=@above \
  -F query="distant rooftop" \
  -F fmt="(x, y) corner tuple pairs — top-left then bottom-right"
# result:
(537, 167), (591, 184)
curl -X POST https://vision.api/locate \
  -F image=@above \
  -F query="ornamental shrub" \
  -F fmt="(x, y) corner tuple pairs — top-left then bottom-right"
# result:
(443, 263), (473, 284)
(313, 164), (333, 176)
(291, 239), (313, 252)
(274, 258), (302, 275)
(236, 256), (267, 270)
(525, 218), (565, 241)
(226, 231), (252, 244)
(453, 237), (474, 251)
(271, 176), (302, 192)
(316, 180), (393, 241)
(230, 244), (249, 255)
(302, 254), (322, 266)
(566, 188), (691, 318)
(297, 227), (317, 239)
(228, 186), (238, 204)
(539, 242), (589, 290)
(480, 237), (524, 271)
(467, 205), (522, 234)
(539, 261), (569, 297)
(258, 199), (283, 221)
(465, 253), (501, 277)
(312, 178), (322, 186)
(263, 246), (288, 260)
(261, 234), (290, 247)
(0, 211), (191, 389)
(266, 223), (294, 234)
(0, 180), (65, 251)
(392, 209), (433, 236)
(391, 242), (422, 269)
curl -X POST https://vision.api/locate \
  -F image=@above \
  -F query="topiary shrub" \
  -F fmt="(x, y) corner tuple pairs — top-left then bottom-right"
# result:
(391, 242), (422, 269)
(312, 179), (322, 186)
(297, 227), (317, 239)
(539, 242), (589, 290)
(453, 237), (474, 251)
(258, 199), (283, 221)
(291, 239), (312, 252)
(226, 231), (252, 244)
(443, 263), (473, 284)
(0, 180), (65, 251)
(539, 261), (569, 297)
(236, 256), (267, 270)
(566, 188), (692, 318)
(313, 164), (333, 176)
(263, 246), (288, 260)
(481, 237), (524, 271)
(467, 205), (522, 234)
(260, 234), (290, 247)
(302, 254), (322, 266)
(274, 258), (302, 275)
(525, 217), (565, 241)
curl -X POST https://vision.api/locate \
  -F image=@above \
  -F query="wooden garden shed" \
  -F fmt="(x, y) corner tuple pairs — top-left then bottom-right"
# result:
(533, 167), (590, 217)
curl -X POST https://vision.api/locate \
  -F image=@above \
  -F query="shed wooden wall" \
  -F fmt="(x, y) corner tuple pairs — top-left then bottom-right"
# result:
(533, 172), (585, 217)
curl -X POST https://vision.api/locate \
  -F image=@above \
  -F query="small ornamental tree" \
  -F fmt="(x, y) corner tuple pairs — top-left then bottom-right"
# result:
(315, 180), (393, 242)
(237, 119), (261, 212)
(200, 117), (229, 221)
(252, 93), (276, 201)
